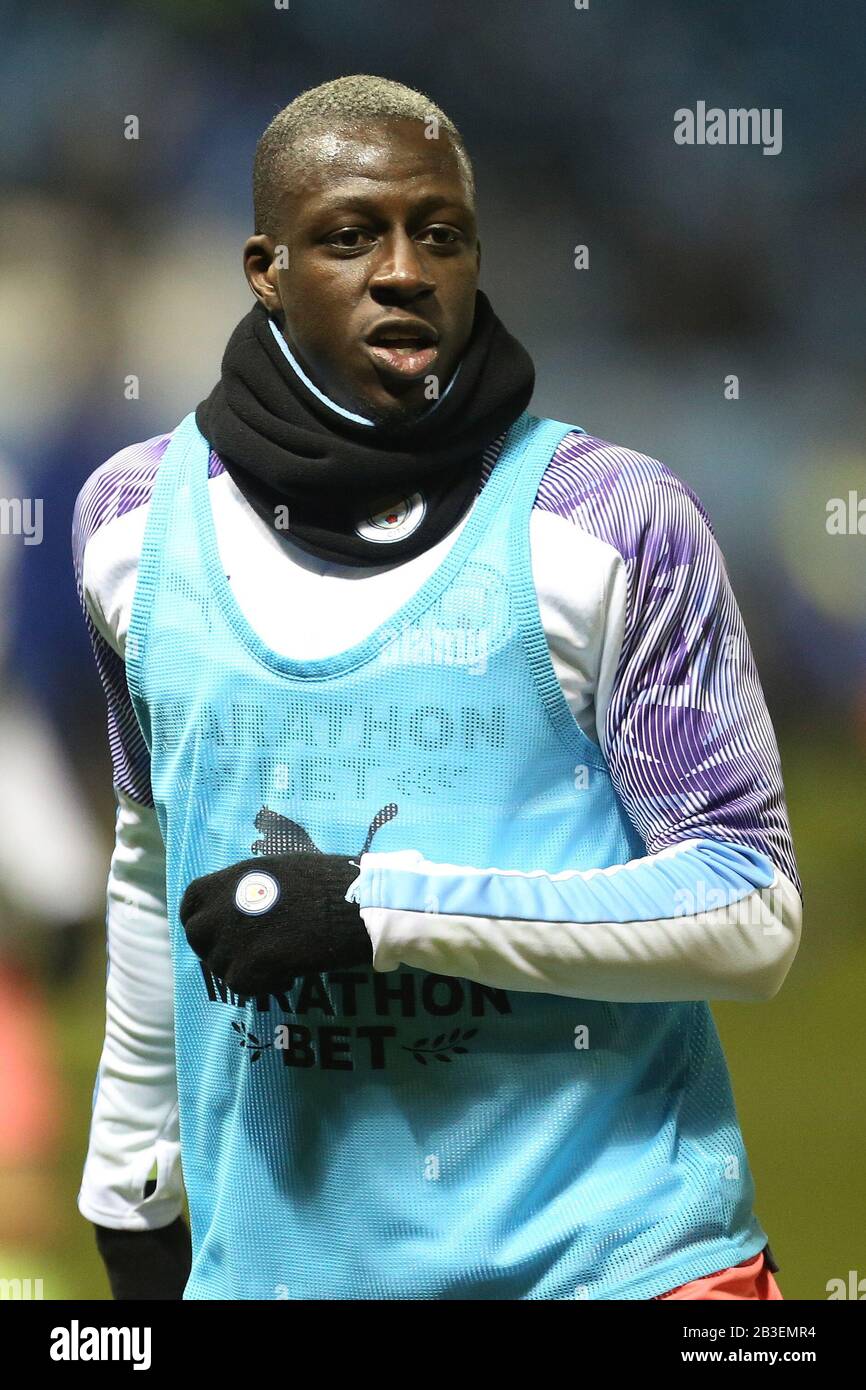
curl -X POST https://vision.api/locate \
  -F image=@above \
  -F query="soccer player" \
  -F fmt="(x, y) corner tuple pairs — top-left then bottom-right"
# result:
(73, 76), (801, 1301)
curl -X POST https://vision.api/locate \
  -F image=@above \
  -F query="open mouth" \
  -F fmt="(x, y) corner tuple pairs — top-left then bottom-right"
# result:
(366, 341), (439, 377)
(364, 320), (440, 379)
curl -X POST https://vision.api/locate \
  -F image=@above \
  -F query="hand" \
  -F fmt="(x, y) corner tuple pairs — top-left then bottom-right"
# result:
(94, 1217), (192, 1300)
(179, 851), (371, 994)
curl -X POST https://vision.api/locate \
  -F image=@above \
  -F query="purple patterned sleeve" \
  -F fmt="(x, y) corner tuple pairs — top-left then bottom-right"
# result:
(71, 436), (170, 807)
(72, 434), (228, 807)
(536, 433), (801, 894)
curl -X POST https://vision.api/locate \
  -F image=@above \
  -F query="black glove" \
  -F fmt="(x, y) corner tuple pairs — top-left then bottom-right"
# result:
(179, 851), (371, 995)
(94, 1217), (192, 1300)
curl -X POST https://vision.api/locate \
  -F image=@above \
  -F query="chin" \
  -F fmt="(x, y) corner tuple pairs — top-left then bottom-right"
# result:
(362, 392), (431, 431)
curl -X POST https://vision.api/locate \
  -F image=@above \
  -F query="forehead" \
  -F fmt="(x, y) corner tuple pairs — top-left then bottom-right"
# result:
(279, 118), (471, 218)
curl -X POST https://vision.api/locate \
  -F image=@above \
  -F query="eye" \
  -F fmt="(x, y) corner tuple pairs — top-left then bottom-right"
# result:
(326, 228), (376, 250)
(418, 225), (462, 246)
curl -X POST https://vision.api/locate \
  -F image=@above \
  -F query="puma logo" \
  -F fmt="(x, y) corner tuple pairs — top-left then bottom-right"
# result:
(250, 802), (399, 858)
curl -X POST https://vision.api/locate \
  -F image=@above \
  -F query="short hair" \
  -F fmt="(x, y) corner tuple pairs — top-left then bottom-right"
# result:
(252, 74), (475, 236)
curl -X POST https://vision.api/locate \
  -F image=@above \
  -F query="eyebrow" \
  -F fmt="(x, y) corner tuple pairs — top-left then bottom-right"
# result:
(305, 192), (472, 221)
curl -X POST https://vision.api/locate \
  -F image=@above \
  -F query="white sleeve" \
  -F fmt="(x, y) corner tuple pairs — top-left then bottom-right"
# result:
(77, 789), (185, 1231)
(349, 844), (801, 1004)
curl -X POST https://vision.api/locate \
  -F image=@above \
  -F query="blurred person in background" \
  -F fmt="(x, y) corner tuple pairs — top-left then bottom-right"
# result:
(0, 449), (105, 1294)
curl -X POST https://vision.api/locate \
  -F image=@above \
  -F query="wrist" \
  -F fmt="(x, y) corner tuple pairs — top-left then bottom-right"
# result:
(94, 1215), (191, 1300)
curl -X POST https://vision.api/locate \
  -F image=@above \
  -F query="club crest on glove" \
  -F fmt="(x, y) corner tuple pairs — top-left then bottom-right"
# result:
(234, 870), (281, 915)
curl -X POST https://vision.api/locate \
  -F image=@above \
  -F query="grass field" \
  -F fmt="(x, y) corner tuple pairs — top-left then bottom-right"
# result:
(4, 720), (863, 1300)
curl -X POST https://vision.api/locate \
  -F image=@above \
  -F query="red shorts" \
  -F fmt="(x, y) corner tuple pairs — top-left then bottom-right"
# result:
(653, 1249), (782, 1300)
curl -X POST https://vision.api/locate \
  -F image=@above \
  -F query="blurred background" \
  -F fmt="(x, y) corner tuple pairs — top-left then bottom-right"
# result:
(0, 0), (863, 1299)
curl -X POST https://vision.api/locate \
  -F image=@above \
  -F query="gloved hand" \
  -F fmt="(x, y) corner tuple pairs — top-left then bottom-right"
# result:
(94, 1217), (192, 1300)
(179, 851), (371, 994)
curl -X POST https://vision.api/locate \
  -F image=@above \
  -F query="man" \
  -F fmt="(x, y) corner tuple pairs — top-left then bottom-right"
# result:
(73, 75), (801, 1301)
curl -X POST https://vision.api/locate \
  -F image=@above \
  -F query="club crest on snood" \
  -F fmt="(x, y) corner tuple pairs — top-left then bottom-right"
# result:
(195, 289), (535, 566)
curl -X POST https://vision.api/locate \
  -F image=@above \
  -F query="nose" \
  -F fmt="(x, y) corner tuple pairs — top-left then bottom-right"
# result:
(368, 230), (435, 304)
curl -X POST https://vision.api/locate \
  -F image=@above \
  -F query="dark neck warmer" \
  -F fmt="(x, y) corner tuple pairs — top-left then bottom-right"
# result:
(195, 290), (535, 565)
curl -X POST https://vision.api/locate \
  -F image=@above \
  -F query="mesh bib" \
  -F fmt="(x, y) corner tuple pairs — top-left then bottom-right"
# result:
(126, 410), (767, 1299)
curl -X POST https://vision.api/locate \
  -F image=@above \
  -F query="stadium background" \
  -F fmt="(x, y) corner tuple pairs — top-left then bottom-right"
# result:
(0, 0), (863, 1299)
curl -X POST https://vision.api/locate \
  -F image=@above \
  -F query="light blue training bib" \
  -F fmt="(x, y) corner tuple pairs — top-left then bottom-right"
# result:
(126, 409), (768, 1299)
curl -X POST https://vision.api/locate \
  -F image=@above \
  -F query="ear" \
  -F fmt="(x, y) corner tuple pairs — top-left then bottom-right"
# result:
(475, 237), (482, 274)
(243, 235), (282, 314)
